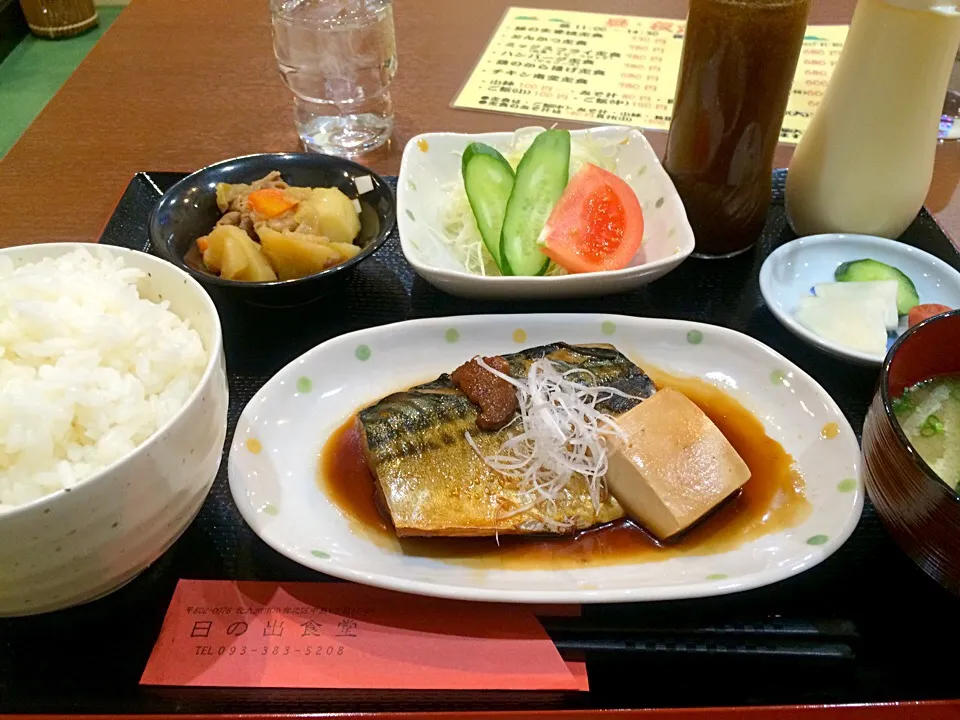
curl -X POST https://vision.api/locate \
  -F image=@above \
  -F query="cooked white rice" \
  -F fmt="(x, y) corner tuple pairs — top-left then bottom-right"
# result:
(0, 248), (208, 509)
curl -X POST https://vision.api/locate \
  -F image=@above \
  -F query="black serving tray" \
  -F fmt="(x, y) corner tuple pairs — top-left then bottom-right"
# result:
(1, 170), (959, 715)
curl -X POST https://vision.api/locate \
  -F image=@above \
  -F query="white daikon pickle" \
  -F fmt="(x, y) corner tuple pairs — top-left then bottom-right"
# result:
(813, 280), (899, 330)
(794, 295), (889, 355)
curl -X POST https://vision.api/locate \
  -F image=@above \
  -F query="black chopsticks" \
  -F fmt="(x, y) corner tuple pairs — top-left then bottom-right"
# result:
(542, 617), (857, 663)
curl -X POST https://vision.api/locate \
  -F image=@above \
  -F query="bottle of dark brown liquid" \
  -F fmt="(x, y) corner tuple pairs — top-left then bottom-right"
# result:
(664, 0), (811, 258)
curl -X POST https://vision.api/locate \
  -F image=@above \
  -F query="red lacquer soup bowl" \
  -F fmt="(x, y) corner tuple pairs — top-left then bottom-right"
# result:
(863, 309), (960, 595)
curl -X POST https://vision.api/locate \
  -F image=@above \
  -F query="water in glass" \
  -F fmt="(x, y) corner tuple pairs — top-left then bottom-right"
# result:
(271, 0), (397, 155)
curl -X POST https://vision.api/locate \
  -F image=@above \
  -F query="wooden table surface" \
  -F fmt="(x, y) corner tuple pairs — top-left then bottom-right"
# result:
(1, 0), (958, 248)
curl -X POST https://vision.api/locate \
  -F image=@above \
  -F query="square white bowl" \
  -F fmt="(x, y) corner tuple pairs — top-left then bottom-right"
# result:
(397, 126), (694, 300)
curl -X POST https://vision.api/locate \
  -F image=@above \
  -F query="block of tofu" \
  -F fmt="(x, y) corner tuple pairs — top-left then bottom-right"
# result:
(605, 388), (751, 540)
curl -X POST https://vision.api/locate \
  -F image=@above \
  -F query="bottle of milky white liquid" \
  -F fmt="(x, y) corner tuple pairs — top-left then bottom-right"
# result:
(786, 0), (960, 238)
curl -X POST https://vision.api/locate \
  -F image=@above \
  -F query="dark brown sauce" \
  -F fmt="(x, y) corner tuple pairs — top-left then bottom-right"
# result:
(663, 0), (810, 256)
(318, 364), (811, 570)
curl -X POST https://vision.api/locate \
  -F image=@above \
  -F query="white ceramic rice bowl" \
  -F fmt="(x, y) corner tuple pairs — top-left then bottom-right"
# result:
(0, 243), (228, 616)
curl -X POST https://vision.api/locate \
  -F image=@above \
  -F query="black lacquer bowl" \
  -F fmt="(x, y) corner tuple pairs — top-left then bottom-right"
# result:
(149, 153), (396, 308)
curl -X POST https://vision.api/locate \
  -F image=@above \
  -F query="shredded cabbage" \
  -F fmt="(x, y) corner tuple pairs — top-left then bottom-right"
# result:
(465, 356), (640, 528)
(436, 129), (625, 277)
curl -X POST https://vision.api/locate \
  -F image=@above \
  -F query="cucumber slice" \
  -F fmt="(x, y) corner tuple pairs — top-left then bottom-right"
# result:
(462, 143), (515, 272)
(835, 258), (920, 315)
(500, 129), (571, 276)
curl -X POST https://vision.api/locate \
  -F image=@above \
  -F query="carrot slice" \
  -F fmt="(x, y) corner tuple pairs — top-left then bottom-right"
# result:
(248, 188), (299, 218)
(196, 237), (210, 253)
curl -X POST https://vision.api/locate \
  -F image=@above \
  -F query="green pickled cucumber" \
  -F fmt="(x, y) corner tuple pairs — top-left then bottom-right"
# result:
(835, 258), (920, 315)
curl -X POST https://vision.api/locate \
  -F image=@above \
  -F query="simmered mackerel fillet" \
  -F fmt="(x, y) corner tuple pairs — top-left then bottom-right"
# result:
(357, 343), (656, 537)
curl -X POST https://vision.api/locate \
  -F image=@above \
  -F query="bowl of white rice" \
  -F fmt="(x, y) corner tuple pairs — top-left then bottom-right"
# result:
(0, 243), (227, 616)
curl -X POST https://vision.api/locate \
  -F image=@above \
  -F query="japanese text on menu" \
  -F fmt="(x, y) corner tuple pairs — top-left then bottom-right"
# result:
(183, 604), (355, 660)
(140, 580), (586, 690)
(452, 7), (847, 144)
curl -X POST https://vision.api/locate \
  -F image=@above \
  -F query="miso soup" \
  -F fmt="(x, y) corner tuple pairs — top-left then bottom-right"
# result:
(892, 374), (960, 491)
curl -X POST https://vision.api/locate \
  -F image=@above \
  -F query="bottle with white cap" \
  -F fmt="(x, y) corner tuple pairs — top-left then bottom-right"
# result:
(785, 0), (960, 238)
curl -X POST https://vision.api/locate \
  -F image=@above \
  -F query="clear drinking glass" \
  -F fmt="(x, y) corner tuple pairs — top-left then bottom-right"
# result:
(270, 0), (398, 156)
(939, 48), (960, 141)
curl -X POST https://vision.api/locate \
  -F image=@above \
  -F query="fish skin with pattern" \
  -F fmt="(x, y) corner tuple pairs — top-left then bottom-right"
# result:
(358, 343), (656, 537)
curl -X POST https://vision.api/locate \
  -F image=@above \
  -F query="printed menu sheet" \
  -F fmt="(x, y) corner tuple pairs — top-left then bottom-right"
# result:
(452, 7), (847, 144)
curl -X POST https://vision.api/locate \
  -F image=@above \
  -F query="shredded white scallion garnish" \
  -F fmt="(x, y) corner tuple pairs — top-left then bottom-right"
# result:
(465, 356), (640, 523)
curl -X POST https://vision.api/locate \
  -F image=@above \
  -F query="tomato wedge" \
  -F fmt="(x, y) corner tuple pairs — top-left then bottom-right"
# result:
(908, 303), (953, 327)
(539, 163), (644, 273)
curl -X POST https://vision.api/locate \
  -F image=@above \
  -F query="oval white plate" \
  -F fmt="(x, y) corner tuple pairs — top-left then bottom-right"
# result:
(759, 234), (960, 365)
(229, 314), (862, 603)
(396, 126), (694, 299)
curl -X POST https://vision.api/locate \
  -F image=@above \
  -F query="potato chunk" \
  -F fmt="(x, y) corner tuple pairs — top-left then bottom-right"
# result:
(211, 225), (277, 282)
(258, 226), (341, 280)
(201, 225), (247, 273)
(294, 187), (361, 244)
(329, 242), (361, 260)
(219, 234), (249, 280)
(235, 237), (278, 282)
